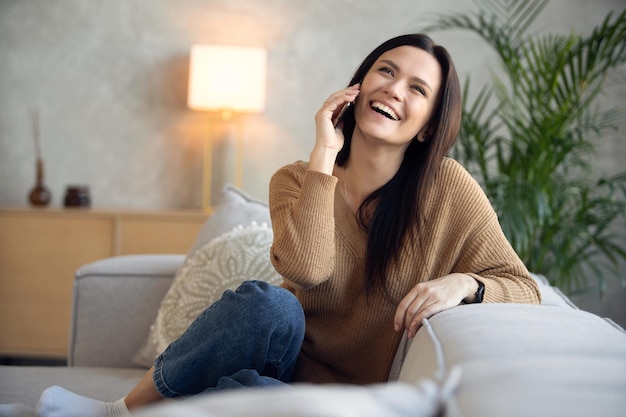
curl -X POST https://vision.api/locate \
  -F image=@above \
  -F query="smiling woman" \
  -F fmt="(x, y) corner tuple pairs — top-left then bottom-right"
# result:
(274, 32), (539, 380)
(271, 34), (539, 385)
(33, 33), (540, 417)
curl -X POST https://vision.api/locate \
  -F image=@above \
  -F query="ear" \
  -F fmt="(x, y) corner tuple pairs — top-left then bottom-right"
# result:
(416, 126), (432, 142)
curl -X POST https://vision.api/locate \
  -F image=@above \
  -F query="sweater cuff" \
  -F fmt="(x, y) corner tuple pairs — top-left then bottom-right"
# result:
(297, 169), (338, 214)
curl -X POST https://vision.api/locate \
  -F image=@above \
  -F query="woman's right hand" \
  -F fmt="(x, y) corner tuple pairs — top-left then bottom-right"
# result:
(309, 84), (360, 174)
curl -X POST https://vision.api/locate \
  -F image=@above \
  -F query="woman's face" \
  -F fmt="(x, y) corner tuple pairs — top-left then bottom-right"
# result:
(353, 45), (442, 147)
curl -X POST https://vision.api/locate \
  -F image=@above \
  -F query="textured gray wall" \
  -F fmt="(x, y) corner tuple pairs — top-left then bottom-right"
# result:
(1, 0), (625, 322)
(2, 0), (623, 208)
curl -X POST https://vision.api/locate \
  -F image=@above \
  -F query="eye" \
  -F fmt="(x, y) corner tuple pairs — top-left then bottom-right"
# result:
(378, 66), (394, 77)
(411, 84), (427, 96)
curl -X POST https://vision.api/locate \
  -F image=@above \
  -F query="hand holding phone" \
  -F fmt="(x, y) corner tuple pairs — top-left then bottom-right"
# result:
(332, 102), (352, 128)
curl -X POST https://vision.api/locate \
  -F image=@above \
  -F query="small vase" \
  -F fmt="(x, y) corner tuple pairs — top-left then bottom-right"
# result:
(28, 158), (52, 207)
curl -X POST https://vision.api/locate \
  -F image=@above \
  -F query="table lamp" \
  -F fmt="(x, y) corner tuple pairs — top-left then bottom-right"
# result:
(187, 44), (267, 210)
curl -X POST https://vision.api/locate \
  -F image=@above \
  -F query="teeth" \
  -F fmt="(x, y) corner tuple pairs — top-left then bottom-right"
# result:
(371, 102), (400, 121)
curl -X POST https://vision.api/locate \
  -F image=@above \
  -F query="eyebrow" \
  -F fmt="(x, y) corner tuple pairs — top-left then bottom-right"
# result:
(380, 59), (433, 92)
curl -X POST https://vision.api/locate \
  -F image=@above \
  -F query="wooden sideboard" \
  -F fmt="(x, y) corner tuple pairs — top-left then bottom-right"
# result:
(0, 206), (210, 359)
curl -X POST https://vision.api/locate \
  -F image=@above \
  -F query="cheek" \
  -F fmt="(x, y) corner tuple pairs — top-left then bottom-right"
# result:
(360, 72), (377, 89)
(405, 102), (432, 130)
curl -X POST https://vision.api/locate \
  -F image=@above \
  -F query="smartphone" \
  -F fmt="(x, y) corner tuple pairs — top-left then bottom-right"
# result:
(332, 102), (352, 128)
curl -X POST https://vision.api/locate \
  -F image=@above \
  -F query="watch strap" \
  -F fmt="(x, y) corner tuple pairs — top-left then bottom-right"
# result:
(474, 280), (485, 303)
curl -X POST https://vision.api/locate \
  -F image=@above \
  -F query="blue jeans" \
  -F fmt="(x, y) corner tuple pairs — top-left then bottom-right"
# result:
(153, 280), (305, 398)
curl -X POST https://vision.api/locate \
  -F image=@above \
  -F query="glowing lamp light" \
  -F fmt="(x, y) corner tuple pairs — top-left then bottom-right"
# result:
(187, 45), (267, 115)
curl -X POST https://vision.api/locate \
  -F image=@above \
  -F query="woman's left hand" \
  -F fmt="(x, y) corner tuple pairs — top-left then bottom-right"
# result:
(394, 273), (478, 338)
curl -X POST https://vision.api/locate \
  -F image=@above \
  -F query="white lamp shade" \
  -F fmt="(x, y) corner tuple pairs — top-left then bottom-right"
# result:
(188, 45), (267, 113)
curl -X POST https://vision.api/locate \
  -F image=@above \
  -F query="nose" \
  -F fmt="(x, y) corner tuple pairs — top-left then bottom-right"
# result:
(383, 80), (403, 101)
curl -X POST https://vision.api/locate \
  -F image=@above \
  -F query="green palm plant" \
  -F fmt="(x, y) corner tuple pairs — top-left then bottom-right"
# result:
(426, 0), (626, 294)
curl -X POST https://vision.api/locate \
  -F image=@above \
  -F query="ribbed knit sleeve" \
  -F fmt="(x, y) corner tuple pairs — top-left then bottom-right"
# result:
(269, 161), (338, 289)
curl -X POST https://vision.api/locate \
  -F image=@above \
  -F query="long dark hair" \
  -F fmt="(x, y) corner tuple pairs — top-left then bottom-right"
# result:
(336, 34), (462, 299)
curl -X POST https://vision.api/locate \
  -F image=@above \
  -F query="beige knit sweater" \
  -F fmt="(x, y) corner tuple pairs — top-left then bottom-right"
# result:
(269, 158), (540, 385)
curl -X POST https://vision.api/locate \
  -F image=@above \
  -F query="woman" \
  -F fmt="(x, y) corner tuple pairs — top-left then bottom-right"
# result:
(35, 33), (540, 417)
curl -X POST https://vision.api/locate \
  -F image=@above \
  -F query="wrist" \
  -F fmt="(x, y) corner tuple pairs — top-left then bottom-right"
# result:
(309, 147), (339, 175)
(463, 275), (484, 304)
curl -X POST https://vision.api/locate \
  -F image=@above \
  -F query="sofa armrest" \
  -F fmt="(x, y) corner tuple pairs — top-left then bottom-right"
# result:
(396, 302), (626, 417)
(68, 254), (183, 367)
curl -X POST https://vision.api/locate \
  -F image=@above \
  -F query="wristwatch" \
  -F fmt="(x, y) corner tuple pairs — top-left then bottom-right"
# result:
(474, 280), (485, 303)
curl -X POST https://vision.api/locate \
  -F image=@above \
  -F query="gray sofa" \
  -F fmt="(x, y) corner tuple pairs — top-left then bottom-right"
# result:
(0, 255), (181, 408)
(1, 253), (625, 417)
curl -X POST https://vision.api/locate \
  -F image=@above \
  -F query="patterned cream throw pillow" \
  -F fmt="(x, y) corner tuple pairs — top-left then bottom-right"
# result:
(152, 222), (283, 356)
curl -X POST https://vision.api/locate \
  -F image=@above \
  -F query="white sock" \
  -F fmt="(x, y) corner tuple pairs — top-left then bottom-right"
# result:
(105, 399), (130, 417)
(36, 386), (130, 417)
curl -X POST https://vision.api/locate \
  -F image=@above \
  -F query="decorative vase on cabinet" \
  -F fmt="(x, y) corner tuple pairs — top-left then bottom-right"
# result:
(28, 158), (51, 207)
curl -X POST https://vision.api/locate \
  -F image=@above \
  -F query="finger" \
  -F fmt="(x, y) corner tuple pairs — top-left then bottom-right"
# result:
(394, 285), (422, 332)
(331, 102), (351, 127)
(321, 85), (360, 110)
(407, 300), (439, 338)
(404, 294), (429, 331)
(402, 284), (447, 334)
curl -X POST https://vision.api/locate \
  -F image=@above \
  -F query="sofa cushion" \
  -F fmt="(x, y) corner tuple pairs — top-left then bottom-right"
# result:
(187, 184), (271, 259)
(132, 185), (272, 367)
(0, 366), (144, 409)
(529, 272), (579, 308)
(133, 380), (444, 417)
(398, 303), (626, 417)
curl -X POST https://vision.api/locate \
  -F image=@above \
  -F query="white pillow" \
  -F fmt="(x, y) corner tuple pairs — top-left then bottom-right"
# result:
(186, 184), (272, 259)
(132, 222), (281, 366)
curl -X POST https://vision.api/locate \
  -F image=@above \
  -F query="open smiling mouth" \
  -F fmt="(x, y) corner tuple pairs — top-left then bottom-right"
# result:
(371, 102), (400, 121)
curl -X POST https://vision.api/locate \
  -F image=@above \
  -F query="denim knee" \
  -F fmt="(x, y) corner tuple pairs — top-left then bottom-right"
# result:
(234, 280), (304, 328)
(231, 280), (305, 373)
(153, 280), (304, 398)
